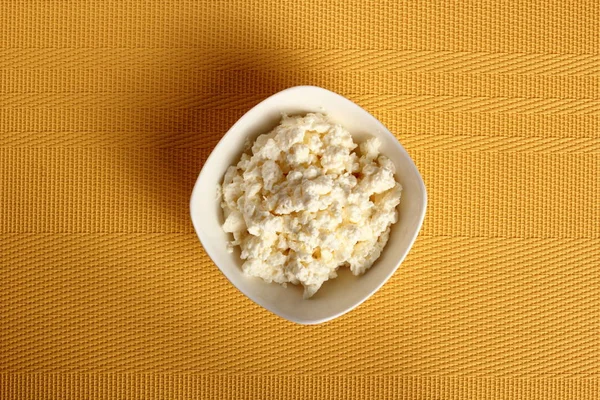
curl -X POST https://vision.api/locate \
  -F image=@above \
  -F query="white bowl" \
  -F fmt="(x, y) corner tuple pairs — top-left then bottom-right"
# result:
(190, 86), (427, 324)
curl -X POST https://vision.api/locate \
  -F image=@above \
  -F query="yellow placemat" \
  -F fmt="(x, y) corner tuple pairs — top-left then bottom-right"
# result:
(1, 1), (599, 398)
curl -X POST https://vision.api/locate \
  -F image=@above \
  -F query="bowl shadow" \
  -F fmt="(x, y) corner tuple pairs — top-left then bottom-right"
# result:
(135, 49), (311, 233)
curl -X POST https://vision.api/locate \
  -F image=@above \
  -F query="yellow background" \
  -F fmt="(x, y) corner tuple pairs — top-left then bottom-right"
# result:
(1, 1), (599, 398)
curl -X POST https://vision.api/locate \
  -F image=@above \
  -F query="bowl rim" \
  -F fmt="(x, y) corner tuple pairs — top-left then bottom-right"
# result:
(190, 85), (427, 324)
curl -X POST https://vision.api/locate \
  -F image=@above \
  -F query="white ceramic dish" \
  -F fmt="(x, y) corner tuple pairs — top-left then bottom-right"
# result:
(190, 86), (426, 324)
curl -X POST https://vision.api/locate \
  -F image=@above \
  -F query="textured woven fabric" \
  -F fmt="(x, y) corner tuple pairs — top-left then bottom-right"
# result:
(1, 1), (599, 398)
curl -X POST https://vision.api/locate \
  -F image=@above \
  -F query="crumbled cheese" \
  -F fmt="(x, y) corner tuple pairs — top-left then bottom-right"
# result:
(220, 113), (402, 298)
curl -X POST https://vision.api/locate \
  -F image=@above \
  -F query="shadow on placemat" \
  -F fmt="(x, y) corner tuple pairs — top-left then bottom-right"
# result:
(132, 48), (312, 232)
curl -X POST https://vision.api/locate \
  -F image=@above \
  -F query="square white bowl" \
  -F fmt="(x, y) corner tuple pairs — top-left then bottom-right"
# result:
(190, 86), (426, 324)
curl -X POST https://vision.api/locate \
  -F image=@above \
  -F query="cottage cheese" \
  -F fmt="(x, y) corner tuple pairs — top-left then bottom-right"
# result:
(220, 113), (402, 298)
